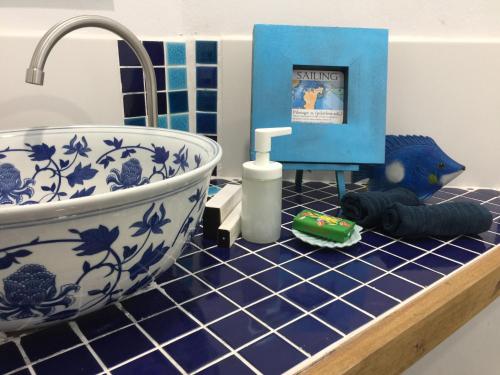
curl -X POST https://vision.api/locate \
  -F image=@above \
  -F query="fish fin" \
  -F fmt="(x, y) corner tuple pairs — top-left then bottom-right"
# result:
(386, 135), (437, 154)
(351, 165), (373, 183)
(385, 160), (405, 183)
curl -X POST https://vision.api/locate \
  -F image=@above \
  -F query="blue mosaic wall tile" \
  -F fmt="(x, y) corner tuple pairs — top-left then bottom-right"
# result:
(157, 91), (167, 115)
(158, 114), (167, 128)
(196, 40), (218, 64)
(154, 67), (166, 91)
(118, 40), (139, 66)
(166, 42), (186, 65)
(170, 114), (189, 131)
(120, 68), (144, 93)
(124, 117), (146, 127)
(168, 90), (188, 114)
(5, 182), (497, 375)
(123, 93), (145, 117)
(143, 41), (165, 66)
(196, 112), (217, 134)
(196, 66), (218, 89)
(168, 67), (187, 90)
(197, 90), (217, 112)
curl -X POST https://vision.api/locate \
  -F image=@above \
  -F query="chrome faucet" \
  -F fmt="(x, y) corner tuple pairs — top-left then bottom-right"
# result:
(25, 15), (158, 128)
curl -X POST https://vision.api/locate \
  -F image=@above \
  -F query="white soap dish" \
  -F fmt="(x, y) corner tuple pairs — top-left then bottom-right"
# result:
(292, 225), (363, 248)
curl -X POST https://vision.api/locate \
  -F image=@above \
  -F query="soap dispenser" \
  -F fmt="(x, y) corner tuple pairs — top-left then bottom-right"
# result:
(242, 127), (292, 243)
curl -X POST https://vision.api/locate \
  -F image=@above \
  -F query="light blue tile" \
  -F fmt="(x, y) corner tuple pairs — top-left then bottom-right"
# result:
(170, 114), (189, 131)
(168, 68), (187, 90)
(124, 117), (146, 126)
(158, 114), (167, 129)
(166, 42), (186, 65)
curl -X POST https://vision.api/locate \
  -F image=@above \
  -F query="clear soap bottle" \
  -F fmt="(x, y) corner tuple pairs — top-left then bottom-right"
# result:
(241, 127), (292, 243)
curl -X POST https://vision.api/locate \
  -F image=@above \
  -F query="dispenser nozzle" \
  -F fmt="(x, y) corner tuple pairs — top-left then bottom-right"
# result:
(254, 127), (292, 165)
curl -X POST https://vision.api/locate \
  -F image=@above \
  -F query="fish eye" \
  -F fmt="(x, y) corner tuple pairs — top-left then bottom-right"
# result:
(438, 162), (445, 169)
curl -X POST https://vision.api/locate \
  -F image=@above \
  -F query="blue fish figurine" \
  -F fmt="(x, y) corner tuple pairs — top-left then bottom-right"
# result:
(352, 135), (465, 200)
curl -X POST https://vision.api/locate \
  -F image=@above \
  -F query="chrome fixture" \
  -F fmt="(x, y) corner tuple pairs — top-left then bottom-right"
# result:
(25, 15), (158, 127)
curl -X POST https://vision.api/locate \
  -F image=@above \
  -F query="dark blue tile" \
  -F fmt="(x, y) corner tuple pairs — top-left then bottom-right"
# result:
(490, 197), (500, 206)
(155, 263), (187, 284)
(474, 230), (500, 245)
(338, 242), (375, 257)
(463, 189), (499, 201)
(282, 238), (320, 254)
(394, 263), (443, 286)
(246, 296), (302, 328)
(118, 40), (139, 66)
(143, 41), (165, 66)
(281, 282), (332, 310)
(441, 187), (467, 194)
(336, 260), (384, 283)
(165, 330), (228, 373)
(10, 369), (30, 375)
(112, 350), (180, 374)
(415, 254), (461, 274)
(258, 244), (299, 264)
(0, 342), (25, 374)
(252, 267), (301, 291)
(361, 251), (406, 271)
(196, 67), (218, 89)
(282, 197), (298, 209)
(121, 289), (174, 320)
(209, 311), (269, 348)
(369, 274), (422, 301)
(228, 254), (273, 276)
(197, 90), (217, 112)
(198, 356), (253, 375)
(284, 193), (315, 205)
(91, 325), (153, 367)
(381, 242), (426, 260)
(120, 68), (144, 93)
(168, 91), (188, 114)
(21, 323), (80, 362)
(123, 93), (145, 117)
(197, 264), (244, 288)
(140, 308), (198, 344)
(177, 251), (220, 272)
(451, 236), (492, 253)
(162, 275), (211, 303)
(433, 244), (479, 264)
(361, 231), (393, 247)
(304, 189), (330, 200)
(311, 270), (361, 296)
(191, 234), (217, 250)
(155, 67), (166, 91)
(77, 305), (131, 340)
(181, 242), (202, 257)
(279, 227), (295, 241)
(305, 200), (336, 212)
(304, 181), (330, 189)
(206, 244), (249, 261)
(124, 117), (146, 126)
(403, 237), (444, 251)
(196, 113), (217, 134)
(157, 91), (167, 115)
(279, 316), (342, 355)
(309, 249), (353, 268)
(196, 41), (218, 64)
(282, 257), (328, 278)
(34, 346), (101, 375)
(240, 334), (306, 375)
(220, 278), (270, 306)
(344, 286), (398, 316)
(284, 205), (309, 216)
(183, 292), (238, 324)
(235, 238), (272, 251)
(314, 300), (372, 334)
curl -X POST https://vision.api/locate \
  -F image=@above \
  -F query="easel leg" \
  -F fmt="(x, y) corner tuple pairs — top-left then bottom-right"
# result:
(295, 170), (303, 193)
(335, 170), (346, 199)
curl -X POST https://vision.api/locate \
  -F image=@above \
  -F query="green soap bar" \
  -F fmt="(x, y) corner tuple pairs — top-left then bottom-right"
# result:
(293, 209), (355, 243)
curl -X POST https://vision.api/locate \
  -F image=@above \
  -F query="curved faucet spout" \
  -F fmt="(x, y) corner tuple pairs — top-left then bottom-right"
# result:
(25, 15), (158, 128)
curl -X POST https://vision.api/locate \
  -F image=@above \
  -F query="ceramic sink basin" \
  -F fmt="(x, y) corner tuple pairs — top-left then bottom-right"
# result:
(0, 125), (221, 332)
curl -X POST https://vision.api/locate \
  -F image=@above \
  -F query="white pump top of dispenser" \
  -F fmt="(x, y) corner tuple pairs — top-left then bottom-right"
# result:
(243, 127), (292, 180)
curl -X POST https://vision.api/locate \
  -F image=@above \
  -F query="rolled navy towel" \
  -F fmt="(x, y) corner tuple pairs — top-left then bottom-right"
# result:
(341, 188), (420, 228)
(382, 201), (493, 239)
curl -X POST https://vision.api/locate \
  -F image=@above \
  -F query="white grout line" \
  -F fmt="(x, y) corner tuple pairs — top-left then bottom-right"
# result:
(69, 322), (111, 375)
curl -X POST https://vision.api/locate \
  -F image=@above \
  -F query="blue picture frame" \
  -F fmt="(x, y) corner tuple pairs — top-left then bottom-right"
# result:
(250, 25), (388, 196)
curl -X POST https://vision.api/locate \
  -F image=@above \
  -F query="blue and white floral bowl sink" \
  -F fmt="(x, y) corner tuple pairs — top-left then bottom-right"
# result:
(0, 125), (221, 332)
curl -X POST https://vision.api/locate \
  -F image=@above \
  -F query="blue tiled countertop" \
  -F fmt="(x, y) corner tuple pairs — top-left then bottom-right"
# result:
(1, 180), (499, 375)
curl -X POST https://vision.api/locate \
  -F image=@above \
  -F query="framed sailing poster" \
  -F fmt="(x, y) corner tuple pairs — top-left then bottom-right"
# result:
(250, 25), (388, 166)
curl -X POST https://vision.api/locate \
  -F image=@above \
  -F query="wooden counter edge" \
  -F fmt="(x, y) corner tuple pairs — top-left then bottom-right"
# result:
(302, 244), (500, 375)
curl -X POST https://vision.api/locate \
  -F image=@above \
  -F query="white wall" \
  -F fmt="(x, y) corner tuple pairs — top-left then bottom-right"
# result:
(0, 3), (498, 372)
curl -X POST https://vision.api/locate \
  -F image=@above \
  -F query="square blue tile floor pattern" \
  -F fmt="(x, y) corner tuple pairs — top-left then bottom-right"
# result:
(1, 180), (498, 375)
